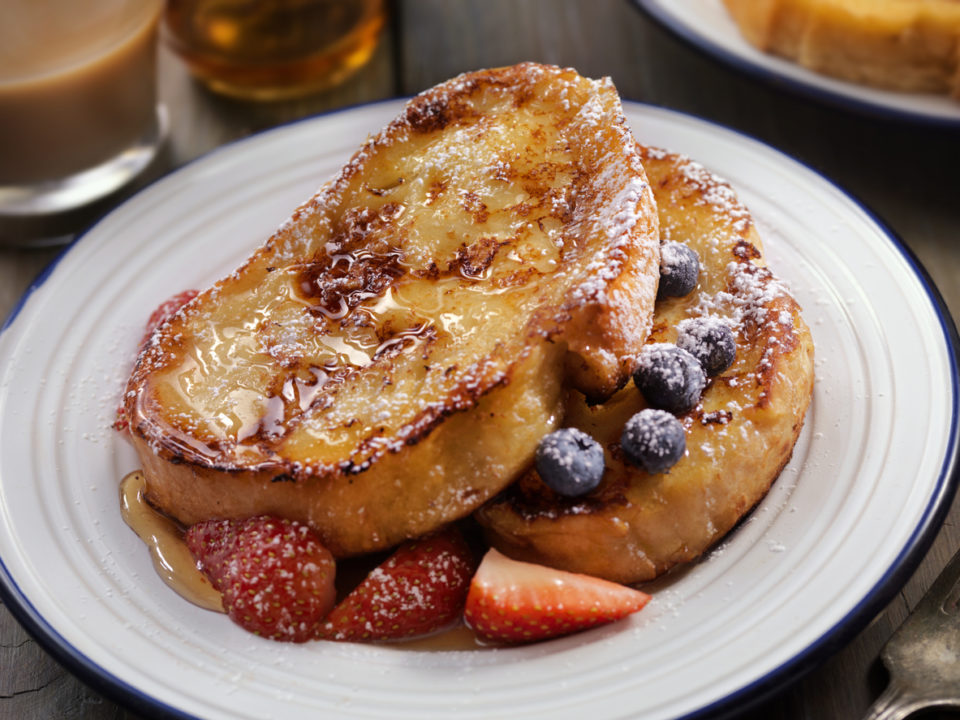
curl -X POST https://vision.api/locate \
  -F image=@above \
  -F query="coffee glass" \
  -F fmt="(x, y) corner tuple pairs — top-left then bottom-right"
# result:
(0, 0), (165, 244)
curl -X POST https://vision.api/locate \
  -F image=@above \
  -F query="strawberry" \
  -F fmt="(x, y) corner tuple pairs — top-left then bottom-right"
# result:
(319, 526), (475, 642)
(464, 549), (650, 644)
(112, 406), (130, 433)
(185, 516), (336, 643)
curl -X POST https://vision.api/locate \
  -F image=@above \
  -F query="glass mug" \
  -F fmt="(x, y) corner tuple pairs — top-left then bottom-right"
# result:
(164, 0), (386, 101)
(0, 0), (165, 241)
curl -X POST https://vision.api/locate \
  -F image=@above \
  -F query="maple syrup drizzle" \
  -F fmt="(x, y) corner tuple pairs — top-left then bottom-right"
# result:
(119, 471), (224, 613)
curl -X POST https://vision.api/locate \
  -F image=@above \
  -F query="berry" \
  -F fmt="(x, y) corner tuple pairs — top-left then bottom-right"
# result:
(112, 405), (130, 433)
(185, 515), (336, 643)
(319, 526), (475, 642)
(658, 242), (699, 298)
(464, 549), (650, 644)
(632, 344), (705, 414)
(676, 317), (736, 376)
(621, 409), (686, 474)
(535, 428), (605, 497)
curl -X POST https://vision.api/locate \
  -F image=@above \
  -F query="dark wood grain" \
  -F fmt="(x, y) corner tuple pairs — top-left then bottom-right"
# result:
(2, 2), (959, 718)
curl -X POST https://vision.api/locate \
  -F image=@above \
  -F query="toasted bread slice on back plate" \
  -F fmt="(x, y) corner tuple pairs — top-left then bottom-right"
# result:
(476, 145), (815, 584)
(125, 63), (661, 556)
(723, 0), (960, 96)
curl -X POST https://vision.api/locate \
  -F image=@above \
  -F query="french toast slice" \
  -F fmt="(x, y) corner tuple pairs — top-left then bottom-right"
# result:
(124, 63), (661, 557)
(475, 145), (815, 585)
(723, 0), (960, 96)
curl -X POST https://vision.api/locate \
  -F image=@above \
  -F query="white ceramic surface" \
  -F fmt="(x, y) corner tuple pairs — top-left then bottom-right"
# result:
(0, 100), (957, 720)
(635, 0), (960, 127)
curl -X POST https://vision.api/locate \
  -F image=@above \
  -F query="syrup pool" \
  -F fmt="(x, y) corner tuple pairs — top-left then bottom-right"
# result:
(119, 470), (223, 612)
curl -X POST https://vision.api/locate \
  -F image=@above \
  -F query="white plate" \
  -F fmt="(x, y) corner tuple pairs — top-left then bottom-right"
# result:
(1, 100), (957, 720)
(634, 0), (960, 128)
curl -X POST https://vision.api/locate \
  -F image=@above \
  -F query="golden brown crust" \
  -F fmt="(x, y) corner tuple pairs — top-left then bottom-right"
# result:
(135, 342), (564, 557)
(124, 63), (661, 555)
(723, 0), (960, 96)
(475, 145), (816, 584)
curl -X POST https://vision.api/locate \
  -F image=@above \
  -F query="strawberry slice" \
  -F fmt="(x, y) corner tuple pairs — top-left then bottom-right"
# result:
(464, 549), (650, 644)
(319, 526), (475, 642)
(186, 515), (336, 643)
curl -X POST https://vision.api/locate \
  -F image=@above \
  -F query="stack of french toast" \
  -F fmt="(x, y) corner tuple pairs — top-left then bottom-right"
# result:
(723, 0), (960, 97)
(122, 63), (815, 644)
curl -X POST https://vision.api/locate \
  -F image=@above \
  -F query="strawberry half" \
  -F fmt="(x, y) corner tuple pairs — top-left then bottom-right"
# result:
(464, 549), (650, 644)
(186, 515), (336, 643)
(319, 526), (475, 642)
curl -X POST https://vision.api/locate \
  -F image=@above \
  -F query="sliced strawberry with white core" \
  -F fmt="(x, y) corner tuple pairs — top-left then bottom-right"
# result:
(464, 548), (650, 644)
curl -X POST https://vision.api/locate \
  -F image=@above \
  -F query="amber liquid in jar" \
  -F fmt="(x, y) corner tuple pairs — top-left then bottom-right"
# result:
(164, 0), (385, 100)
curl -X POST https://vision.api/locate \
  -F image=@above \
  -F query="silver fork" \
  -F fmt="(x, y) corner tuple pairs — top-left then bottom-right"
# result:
(862, 546), (960, 720)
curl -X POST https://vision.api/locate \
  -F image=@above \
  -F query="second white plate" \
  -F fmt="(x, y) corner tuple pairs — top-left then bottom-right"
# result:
(0, 100), (957, 720)
(634, 0), (960, 127)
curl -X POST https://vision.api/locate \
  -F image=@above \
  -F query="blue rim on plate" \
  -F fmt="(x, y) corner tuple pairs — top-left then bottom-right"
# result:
(631, 0), (960, 130)
(687, 218), (960, 719)
(0, 99), (958, 720)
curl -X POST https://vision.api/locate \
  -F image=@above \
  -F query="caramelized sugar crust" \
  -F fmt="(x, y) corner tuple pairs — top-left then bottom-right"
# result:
(475, 146), (816, 584)
(124, 63), (661, 556)
(723, 0), (960, 96)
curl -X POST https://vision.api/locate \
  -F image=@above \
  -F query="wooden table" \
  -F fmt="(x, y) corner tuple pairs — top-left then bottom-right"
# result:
(2, 2), (958, 718)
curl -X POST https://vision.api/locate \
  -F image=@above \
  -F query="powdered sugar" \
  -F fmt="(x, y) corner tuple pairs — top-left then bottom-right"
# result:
(677, 157), (752, 236)
(128, 62), (661, 483)
(478, 140), (814, 585)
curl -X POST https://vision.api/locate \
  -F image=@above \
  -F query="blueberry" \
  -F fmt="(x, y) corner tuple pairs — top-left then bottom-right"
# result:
(677, 317), (736, 376)
(658, 242), (700, 298)
(621, 409), (686, 474)
(535, 428), (605, 497)
(632, 344), (706, 414)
